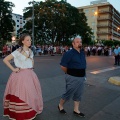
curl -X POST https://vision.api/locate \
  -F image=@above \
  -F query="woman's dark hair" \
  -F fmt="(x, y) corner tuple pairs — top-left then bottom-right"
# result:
(18, 33), (30, 46)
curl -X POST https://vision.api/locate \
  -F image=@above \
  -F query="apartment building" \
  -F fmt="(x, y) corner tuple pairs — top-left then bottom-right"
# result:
(12, 13), (26, 36)
(78, 1), (120, 42)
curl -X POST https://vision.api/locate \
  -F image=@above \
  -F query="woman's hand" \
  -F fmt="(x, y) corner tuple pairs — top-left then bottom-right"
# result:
(13, 68), (20, 73)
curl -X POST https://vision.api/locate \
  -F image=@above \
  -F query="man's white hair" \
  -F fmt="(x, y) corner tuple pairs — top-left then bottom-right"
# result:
(75, 35), (81, 39)
(72, 35), (82, 42)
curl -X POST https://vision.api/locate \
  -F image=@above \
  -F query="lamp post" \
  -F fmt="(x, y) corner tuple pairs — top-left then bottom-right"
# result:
(117, 27), (120, 40)
(93, 11), (98, 46)
(0, 12), (2, 40)
(32, 0), (34, 46)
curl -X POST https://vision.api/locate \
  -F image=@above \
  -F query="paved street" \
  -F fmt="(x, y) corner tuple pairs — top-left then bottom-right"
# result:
(0, 55), (120, 120)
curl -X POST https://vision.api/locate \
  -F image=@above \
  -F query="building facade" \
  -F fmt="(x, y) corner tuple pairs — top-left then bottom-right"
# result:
(78, 2), (120, 42)
(12, 13), (26, 36)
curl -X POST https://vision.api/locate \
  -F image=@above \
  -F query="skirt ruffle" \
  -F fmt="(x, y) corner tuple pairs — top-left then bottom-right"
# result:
(4, 94), (37, 120)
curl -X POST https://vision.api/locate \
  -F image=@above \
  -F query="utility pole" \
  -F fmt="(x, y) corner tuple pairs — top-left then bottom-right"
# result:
(32, 0), (34, 46)
(93, 11), (98, 46)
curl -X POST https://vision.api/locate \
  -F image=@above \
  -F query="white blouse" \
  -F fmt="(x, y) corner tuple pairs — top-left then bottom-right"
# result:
(11, 50), (34, 69)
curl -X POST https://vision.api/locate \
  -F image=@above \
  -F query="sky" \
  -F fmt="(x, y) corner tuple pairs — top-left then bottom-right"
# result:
(5, 0), (120, 15)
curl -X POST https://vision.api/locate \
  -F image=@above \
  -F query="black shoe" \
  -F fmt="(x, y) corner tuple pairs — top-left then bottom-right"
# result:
(58, 105), (67, 114)
(73, 111), (85, 117)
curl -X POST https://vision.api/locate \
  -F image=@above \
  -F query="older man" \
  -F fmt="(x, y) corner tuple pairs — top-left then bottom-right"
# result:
(58, 37), (86, 117)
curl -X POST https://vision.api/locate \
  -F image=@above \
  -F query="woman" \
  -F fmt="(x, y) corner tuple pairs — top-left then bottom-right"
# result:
(3, 34), (43, 120)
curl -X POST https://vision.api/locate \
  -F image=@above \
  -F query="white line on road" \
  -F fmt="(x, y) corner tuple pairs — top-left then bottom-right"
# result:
(40, 59), (54, 60)
(90, 66), (120, 74)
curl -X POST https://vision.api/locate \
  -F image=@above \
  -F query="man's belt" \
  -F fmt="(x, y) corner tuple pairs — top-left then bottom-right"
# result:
(67, 68), (85, 77)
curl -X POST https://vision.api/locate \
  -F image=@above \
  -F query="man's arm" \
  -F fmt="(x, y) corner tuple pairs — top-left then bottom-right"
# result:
(61, 66), (67, 73)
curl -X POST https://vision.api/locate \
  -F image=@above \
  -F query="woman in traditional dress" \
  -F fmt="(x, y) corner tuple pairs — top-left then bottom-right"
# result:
(3, 33), (43, 120)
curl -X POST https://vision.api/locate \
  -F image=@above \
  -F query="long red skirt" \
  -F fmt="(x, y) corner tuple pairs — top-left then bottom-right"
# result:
(3, 69), (43, 120)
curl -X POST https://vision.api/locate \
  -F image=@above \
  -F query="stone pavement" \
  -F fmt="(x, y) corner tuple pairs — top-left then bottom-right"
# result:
(1, 67), (120, 120)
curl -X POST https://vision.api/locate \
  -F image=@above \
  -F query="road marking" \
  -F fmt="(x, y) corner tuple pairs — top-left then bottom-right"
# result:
(36, 59), (54, 61)
(90, 66), (120, 74)
(40, 59), (54, 60)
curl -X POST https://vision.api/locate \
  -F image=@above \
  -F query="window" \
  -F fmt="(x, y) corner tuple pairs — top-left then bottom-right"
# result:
(84, 9), (89, 13)
(17, 25), (19, 27)
(17, 20), (19, 22)
(92, 22), (95, 26)
(20, 20), (22, 24)
(92, 9), (95, 12)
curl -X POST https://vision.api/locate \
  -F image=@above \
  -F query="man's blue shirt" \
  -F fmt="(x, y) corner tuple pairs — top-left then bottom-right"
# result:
(60, 48), (86, 69)
(114, 48), (119, 55)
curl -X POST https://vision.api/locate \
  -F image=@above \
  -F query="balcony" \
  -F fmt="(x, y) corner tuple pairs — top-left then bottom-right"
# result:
(97, 31), (112, 35)
(113, 21), (120, 27)
(97, 17), (112, 21)
(113, 19), (120, 25)
(114, 13), (120, 20)
(113, 34), (120, 37)
(114, 15), (120, 22)
(98, 10), (112, 14)
(96, 37), (107, 40)
(97, 24), (112, 28)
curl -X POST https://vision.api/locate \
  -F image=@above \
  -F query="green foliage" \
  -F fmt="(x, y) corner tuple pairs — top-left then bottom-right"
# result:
(0, 0), (15, 44)
(102, 40), (114, 46)
(21, 0), (92, 45)
(113, 40), (120, 46)
(102, 40), (120, 47)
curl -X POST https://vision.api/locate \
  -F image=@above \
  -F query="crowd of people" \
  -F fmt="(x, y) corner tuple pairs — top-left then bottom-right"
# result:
(0, 43), (72, 57)
(0, 35), (117, 58)
(32, 44), (72, 56)
(0, 42), (116, 58)
(0, 43), (19, 58)
(84, 45), (113, 56)
(24, 44), (114, 57)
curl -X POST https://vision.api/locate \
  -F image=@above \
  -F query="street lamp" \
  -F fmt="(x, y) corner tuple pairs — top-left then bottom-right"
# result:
(11, 36), (16, 43)
(117, 27), (120, 40)
(117, 27), (120, 32)
(94, 11), (98, 16)
(32, 0), (34, 46)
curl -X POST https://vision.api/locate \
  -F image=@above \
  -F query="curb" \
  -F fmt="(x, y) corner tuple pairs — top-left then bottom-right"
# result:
(108, 76), (120, 86)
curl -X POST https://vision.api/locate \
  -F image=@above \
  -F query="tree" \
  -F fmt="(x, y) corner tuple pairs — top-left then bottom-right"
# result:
(0, 0), (15, 43)
(22, 0), (92, 45)
(102, 40), (114, 46)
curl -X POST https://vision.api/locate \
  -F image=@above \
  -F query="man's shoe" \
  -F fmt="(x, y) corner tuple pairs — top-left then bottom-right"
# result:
(73, 111), (85, 117)
(58, 105), (67, 114)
